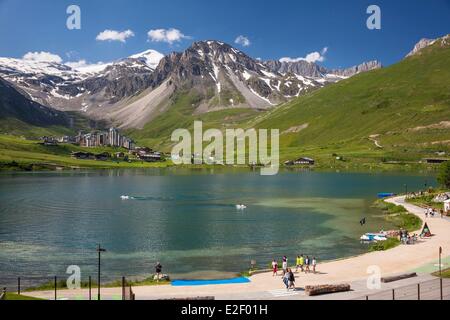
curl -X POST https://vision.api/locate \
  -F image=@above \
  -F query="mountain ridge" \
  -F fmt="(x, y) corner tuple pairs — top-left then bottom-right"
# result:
(0, 40), (382, 130)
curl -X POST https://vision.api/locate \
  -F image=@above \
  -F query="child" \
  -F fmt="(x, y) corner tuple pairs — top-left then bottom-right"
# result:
(282, 256), (288, 276)
(272, 259), (278, 276)
(305, 256), (310, 273)
(312, 257), (317, 274)
(288, 268), (296, 290)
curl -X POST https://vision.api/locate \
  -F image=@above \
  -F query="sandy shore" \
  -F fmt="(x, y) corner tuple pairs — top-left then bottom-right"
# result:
(26, 195), (450, 300)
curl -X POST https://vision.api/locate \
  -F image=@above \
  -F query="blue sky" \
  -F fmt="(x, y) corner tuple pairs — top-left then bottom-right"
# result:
(0, 0), (449, 68)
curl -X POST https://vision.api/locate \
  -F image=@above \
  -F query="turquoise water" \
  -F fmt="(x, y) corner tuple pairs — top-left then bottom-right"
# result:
(0, 169), (434, 286)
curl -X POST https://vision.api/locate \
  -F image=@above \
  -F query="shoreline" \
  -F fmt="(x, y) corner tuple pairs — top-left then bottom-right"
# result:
(0, 163), (439, 175)
(22, 195), (450, 300)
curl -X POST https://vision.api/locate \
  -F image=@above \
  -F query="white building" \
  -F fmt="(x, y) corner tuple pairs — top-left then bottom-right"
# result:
(444, 199), (450, 214)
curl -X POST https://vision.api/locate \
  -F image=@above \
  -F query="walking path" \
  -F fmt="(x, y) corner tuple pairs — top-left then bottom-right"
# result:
(26, 196), (450, 300)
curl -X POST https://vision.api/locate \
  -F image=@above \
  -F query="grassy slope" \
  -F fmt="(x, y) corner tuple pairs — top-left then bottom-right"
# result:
(0, 111), (101, 138)
(252, 41), (450, 166)
(3, 292), (45, 300)
(128, 40), (449, 170)
(1, 40), (449, 171)
(0, 135), (170, 170)
(128, 91), (260, 150)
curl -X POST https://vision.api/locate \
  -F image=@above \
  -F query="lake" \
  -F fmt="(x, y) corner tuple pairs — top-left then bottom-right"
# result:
(0, 169), (433, 287)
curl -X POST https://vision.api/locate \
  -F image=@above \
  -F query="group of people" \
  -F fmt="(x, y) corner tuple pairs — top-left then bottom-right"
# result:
(425, 207), (444, 218)
(399, 229), (418, 245)
(272, 255), (318, 290)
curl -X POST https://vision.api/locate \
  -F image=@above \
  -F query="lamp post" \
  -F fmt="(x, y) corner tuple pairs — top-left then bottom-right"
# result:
(439, 246), (443, 300)
(96, 244), (106, 301)
(404, 184), (408, 199)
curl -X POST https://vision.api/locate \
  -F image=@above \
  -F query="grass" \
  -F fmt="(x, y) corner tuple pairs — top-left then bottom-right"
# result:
(23, 277), (170, 293)
(127, 90), (260, 150)
(3, 292), (45, 300)
(0, 134), (171, 171)
(406, 189), (448, 211)
(254, 40), (450, 166)
(124, 39), (450, 170)
(1, 38), (449, 172)
(373, 200), (423, 232)
(432, 268), (450, 278)
(368, 237), (401, 252)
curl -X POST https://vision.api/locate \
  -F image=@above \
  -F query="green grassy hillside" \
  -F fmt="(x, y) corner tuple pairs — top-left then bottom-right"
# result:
(1, 37), (449, 171)
(127, 91), (260, 149)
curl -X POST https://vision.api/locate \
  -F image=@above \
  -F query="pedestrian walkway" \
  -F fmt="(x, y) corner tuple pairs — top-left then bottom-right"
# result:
(267, 289), (301, 298)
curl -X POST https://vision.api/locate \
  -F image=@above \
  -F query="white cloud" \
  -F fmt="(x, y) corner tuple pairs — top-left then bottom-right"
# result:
(64, 60), (110, 73)
(64, 60), (90, 69)
(22, 51), (62, 63)
(96, 29), (135, 43)
(280, 47), (328, 64)
(234, 35), (251, 47)
(147, 28), (189, 44)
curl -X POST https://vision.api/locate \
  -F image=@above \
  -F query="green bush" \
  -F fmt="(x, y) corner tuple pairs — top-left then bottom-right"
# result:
(369, 238), (401, 252)
(437, 161), (450, 188)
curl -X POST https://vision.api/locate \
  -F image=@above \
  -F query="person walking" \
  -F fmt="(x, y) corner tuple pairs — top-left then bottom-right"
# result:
(296, 255), (301, 273)
(282, 270), (289, 290)
(305, 256), (310, 273)
(272, 259), (278, 276)
(155, 261), (162, 282)
(288, 268), (296, 290)
(299, 254), (304, 272)
(312, 257), (317, 274)
(282, 256), (288, 276)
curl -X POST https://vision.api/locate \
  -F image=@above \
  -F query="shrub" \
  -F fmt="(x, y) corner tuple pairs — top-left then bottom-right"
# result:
(437, 161), (450, 188)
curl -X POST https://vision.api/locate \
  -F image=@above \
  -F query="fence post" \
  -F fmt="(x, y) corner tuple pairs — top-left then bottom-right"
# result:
(89, 276), (92, 301)
(417, 283), (420, 300)
(392, 289), (395, 300)
(122, 277), (125, 301)
(18, 277), (20, 295)
(54, 276), (57, 301)
(440, 278), (443, 300)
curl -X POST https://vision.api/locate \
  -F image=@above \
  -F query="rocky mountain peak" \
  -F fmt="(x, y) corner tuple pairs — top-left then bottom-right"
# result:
(406, 38), (436, 58)
(405, 34), (450, 58)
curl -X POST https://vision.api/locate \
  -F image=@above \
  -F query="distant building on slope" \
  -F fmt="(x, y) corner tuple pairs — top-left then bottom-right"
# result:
(72, 128), (134, 150)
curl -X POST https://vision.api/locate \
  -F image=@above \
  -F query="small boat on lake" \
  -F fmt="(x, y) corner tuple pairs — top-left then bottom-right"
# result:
(377, 193), (395, 199)
(360, 233), (388, 242)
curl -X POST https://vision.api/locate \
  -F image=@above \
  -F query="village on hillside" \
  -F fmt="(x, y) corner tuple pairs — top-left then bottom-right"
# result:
(40, 128), (166, 163)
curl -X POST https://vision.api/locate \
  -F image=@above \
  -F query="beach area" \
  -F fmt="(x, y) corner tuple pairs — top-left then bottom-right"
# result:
(22, 195), (450, 300)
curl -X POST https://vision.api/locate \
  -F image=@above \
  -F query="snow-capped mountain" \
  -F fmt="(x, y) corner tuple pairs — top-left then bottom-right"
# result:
(0, 41), (382, 129)
(0, 50), (165, 114)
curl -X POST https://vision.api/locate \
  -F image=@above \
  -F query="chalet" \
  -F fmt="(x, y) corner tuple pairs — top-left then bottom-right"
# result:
(294, 157), (315, 165)
(95, 152), (110, 161)
(424, 158), (449, 164)
(40, 136), (58, 146)
(139, 152), (162, 162)
(71, 152), (94, 160)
